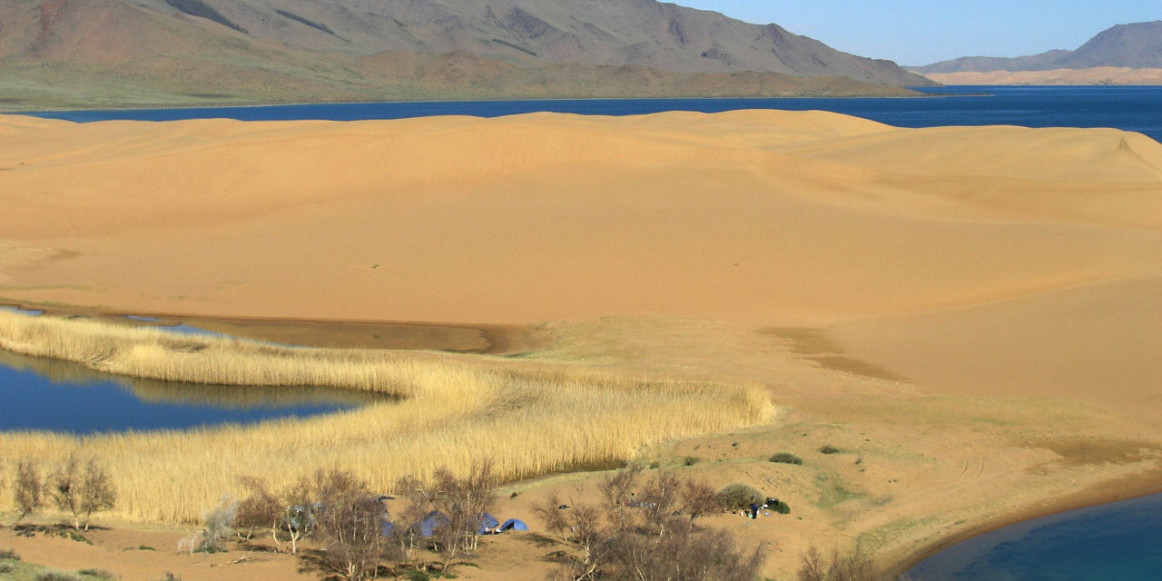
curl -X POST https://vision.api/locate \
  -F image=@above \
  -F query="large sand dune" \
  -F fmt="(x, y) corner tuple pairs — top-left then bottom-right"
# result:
(2, 110), (1161, 425)
(3, 110), (1162, 579)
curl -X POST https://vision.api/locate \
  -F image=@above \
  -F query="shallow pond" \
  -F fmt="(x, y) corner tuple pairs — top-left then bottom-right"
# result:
(0, 347), (383, 434)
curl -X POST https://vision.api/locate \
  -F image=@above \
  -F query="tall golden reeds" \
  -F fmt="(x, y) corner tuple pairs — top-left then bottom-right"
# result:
(0, 310), (774, 524)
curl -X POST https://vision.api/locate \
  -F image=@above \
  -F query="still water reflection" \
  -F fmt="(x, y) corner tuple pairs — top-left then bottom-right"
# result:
(0, 348), (384, 434)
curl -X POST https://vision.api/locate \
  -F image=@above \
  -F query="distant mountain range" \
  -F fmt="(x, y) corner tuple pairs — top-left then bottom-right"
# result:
(0, 0), (930, 110)
(915, 21), (1162, 73)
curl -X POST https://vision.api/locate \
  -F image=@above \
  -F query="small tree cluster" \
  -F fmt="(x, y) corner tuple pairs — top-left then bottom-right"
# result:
(536, 466), (767, 581)
(232, 464), (497, 581)
(48, 455), (117, 531)
(6, 456), (116, 529)
(311, 469), (395, 581)
(393, 462), (497, 569)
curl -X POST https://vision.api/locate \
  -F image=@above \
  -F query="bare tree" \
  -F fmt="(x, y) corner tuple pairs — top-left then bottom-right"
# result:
(233, 476), (285, 546)
(680, 480), (720, 518)
(49, 455), (81, 529)
(13, 459), (43, 525)
(50, 455), (116, 531)
(78, 456), (117, 530)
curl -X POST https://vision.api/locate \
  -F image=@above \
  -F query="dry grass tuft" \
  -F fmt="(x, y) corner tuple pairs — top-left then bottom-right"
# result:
(0, 311), (775, 524)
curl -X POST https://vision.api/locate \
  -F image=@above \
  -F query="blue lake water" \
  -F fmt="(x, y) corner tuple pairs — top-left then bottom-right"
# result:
(29, 85), (1162, 143)
(907, 492), (1162, 580)
(0, 346), (377, 434)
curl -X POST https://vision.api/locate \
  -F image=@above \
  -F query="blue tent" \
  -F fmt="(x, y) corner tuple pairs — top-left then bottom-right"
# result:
(499, 518), (529, 532)
(418, 511), (450, 537)
(477, 512), (500, 535)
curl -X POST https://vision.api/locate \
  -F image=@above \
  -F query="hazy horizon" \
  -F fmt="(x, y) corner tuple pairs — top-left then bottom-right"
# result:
(671, 1), (1160, 66)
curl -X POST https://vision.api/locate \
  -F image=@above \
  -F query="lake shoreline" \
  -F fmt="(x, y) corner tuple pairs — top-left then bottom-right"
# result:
(889, 467), (1162, 579)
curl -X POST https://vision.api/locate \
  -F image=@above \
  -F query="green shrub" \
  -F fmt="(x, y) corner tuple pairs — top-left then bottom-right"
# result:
(770, 452), (804, 465)
(682, 456), (700, 466)
(0, 548), (20, 560)
(716, 483), (763, 511)
(771, 500), (792, 514)
(819, 445), (842, 455)
(79, 568), (117, 579)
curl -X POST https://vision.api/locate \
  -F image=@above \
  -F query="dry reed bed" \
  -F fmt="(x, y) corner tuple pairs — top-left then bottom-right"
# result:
(0, 311), (775, 524)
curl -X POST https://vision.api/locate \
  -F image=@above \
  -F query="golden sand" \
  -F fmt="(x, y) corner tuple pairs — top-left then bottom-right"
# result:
(1, 110), (1161, 579)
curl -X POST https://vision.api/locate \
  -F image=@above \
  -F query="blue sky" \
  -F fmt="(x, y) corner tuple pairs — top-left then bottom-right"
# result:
(670, 1), (1162, 65)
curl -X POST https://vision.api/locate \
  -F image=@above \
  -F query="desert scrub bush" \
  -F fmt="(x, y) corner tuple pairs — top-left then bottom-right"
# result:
(819, 445), (842, 455)
(770, 452), (804, 465)
(35, 571), (84, 581)
(0, 548), (20, 560)
(78, 569), (118, 579)
(798, 546), (878, 581)
(682, 456), (700, 466)
(716, 483), (763, 511)
(179, 497), (236, 554)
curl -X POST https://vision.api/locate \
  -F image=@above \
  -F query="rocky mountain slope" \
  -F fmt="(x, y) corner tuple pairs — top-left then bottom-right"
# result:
(0, 0), (929, 110)
(915, 21), (1162, 73)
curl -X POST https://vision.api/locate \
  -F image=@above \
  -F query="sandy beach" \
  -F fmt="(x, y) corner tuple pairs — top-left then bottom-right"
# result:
(1, 110), (1161, 579)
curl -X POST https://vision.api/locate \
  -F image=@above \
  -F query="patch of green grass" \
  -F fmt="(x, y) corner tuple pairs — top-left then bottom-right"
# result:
(814, 473), (862, 510)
